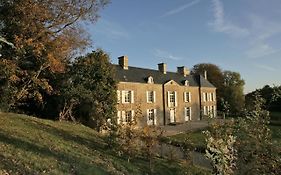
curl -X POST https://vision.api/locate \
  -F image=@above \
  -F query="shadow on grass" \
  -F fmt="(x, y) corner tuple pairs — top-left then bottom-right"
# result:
(0, 130), (107, 174)
(0, 154), (35, 175)
(17, 117), (107, 151)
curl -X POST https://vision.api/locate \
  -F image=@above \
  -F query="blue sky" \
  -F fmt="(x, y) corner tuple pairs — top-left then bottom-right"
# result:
(87, 0), (281, 93)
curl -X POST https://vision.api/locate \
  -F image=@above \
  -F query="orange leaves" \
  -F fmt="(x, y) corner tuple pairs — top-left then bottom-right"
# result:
(9, 74), (20, 83)
(47, 53), (65, 73)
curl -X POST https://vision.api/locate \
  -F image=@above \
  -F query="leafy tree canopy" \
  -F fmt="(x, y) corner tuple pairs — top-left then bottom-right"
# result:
(0, 0), (109, 111)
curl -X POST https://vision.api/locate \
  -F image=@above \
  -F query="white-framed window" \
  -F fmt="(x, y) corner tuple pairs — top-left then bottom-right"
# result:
(118, 110), (135, 124)
(125, 111), (132, 122)
(147, 109), (157, 125)
(184, 80), (189, 86)
(121, 90), (134, 103)
(117, 90), (121, 103)
(184, 92), (191, 102)
(124, 91), (131, 103)
(211, 93), (215, 101)
(203, 106), (207, 115)
(184, 107), (191, 121)
(203, 92), (206, 102)
(168, 91), (177, 107)
(147, 91), (156, 103)
(147, 76), (154, 84)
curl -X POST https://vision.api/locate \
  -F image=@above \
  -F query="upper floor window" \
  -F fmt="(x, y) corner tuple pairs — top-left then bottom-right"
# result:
(147, 91), (156, 103)
(168, 91), (177, 107)
(120, 90), (134, 103)
(184, 92), (191, 102)
(211, 92), (215, 101)
(147, 76), (154, 84)
(184, 80), (189, 86)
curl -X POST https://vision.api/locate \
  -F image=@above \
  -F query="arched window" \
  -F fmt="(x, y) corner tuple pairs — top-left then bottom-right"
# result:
(184, 80), (189, 86)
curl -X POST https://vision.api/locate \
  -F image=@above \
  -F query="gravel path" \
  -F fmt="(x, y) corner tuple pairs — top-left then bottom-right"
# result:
(161, 120), (208, 136)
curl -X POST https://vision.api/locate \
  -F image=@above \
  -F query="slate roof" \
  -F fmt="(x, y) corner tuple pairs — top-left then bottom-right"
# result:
(113, 65), (215, 88)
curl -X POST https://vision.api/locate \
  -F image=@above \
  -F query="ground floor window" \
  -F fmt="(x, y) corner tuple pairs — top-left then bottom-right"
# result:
(117, 110), (135, 124)
(185, 107), (191, 121)
(203, 106), (216, 118)
(147, 109), (156, 125)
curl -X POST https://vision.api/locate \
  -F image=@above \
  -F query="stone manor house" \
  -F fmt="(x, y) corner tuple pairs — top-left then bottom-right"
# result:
(114, 56), (217, 127)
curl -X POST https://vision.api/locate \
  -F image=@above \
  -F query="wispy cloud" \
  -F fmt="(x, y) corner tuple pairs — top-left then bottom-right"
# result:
(154, 49), (183, 61)
(161, 0), (200, 18)
(245, 15), (281, 58)
(254, 64), (277, 72)
(209, 0), (249, 37)
(93, 19), (130, 40)
(246, 42), (277, 58)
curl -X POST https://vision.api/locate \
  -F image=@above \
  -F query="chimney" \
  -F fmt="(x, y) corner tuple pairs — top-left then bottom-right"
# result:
(204, 70), (207, 79)
(158, 63), (167, 74)
(177, 66), (190, 77)
(118, 56), (128, 70)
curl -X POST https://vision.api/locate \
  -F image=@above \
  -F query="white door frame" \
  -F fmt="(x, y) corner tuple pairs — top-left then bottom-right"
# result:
(170, 108), (175, 123)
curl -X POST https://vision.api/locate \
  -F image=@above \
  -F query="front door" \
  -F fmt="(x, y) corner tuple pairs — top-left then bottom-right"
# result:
(170, 108), (175, 123)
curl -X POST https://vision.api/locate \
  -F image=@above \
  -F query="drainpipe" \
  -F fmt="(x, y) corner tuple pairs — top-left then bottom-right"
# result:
(162, 84), (166, 125)
(198, 75), (202, 120)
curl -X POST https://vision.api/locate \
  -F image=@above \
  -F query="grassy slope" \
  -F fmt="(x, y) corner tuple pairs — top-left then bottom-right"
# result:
(0, 112), (209, 175)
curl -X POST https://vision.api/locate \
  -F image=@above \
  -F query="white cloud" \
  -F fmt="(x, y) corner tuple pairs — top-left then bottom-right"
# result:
(93, 19), (130, 40)
(161, 0), (200, 18)
(254, 64), (277, 72)
(154, 49), (183, 61)
(245, 15), (281, 58)
(209, 0), (249, 37)
(246, 42), (277, 58)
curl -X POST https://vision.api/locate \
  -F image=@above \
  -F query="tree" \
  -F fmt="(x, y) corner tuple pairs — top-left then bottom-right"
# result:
(61, 49), (117, 130)
(246, 85), (281, 112)
(0, 0), (109, 112)
(222, 71), (245, 115)
(204, 94), (281, 174)
(191, 63), (225, 110)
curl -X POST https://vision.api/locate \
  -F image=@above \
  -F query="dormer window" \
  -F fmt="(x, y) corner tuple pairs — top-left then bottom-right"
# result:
(184, 80), (189, 86)
(147, 76), (154, 84)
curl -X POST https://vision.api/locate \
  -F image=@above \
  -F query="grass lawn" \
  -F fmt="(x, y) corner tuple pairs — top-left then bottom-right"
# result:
(164, 129), (206, 152)
(0, 112), (210, 175)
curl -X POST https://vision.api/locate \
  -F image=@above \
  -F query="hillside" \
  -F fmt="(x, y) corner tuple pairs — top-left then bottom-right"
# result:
(0, 112), (209, 175)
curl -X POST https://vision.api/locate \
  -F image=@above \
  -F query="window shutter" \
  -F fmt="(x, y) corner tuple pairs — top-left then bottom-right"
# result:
(214, 106), (216, 117)
(184, 107), (187, 118)
(175, 91), (178, 107)
(146, 91), (149, 103)
(167, 91), (171, 107)
(131, 91), (134, 103)
(121, 111), (125, 123)
(121, 91), (125, 103)
(146, 109), (149, 124)
(189, 107), (192, 120)
(184, 92), (187, 102)
(153, 91), (156, 103)
(154, 109), (157, 125)
(117, 90), (120, 103)
(131, 110), (135, 121)
(203, 93), (206, 102)
(117, 111), (121, 124)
